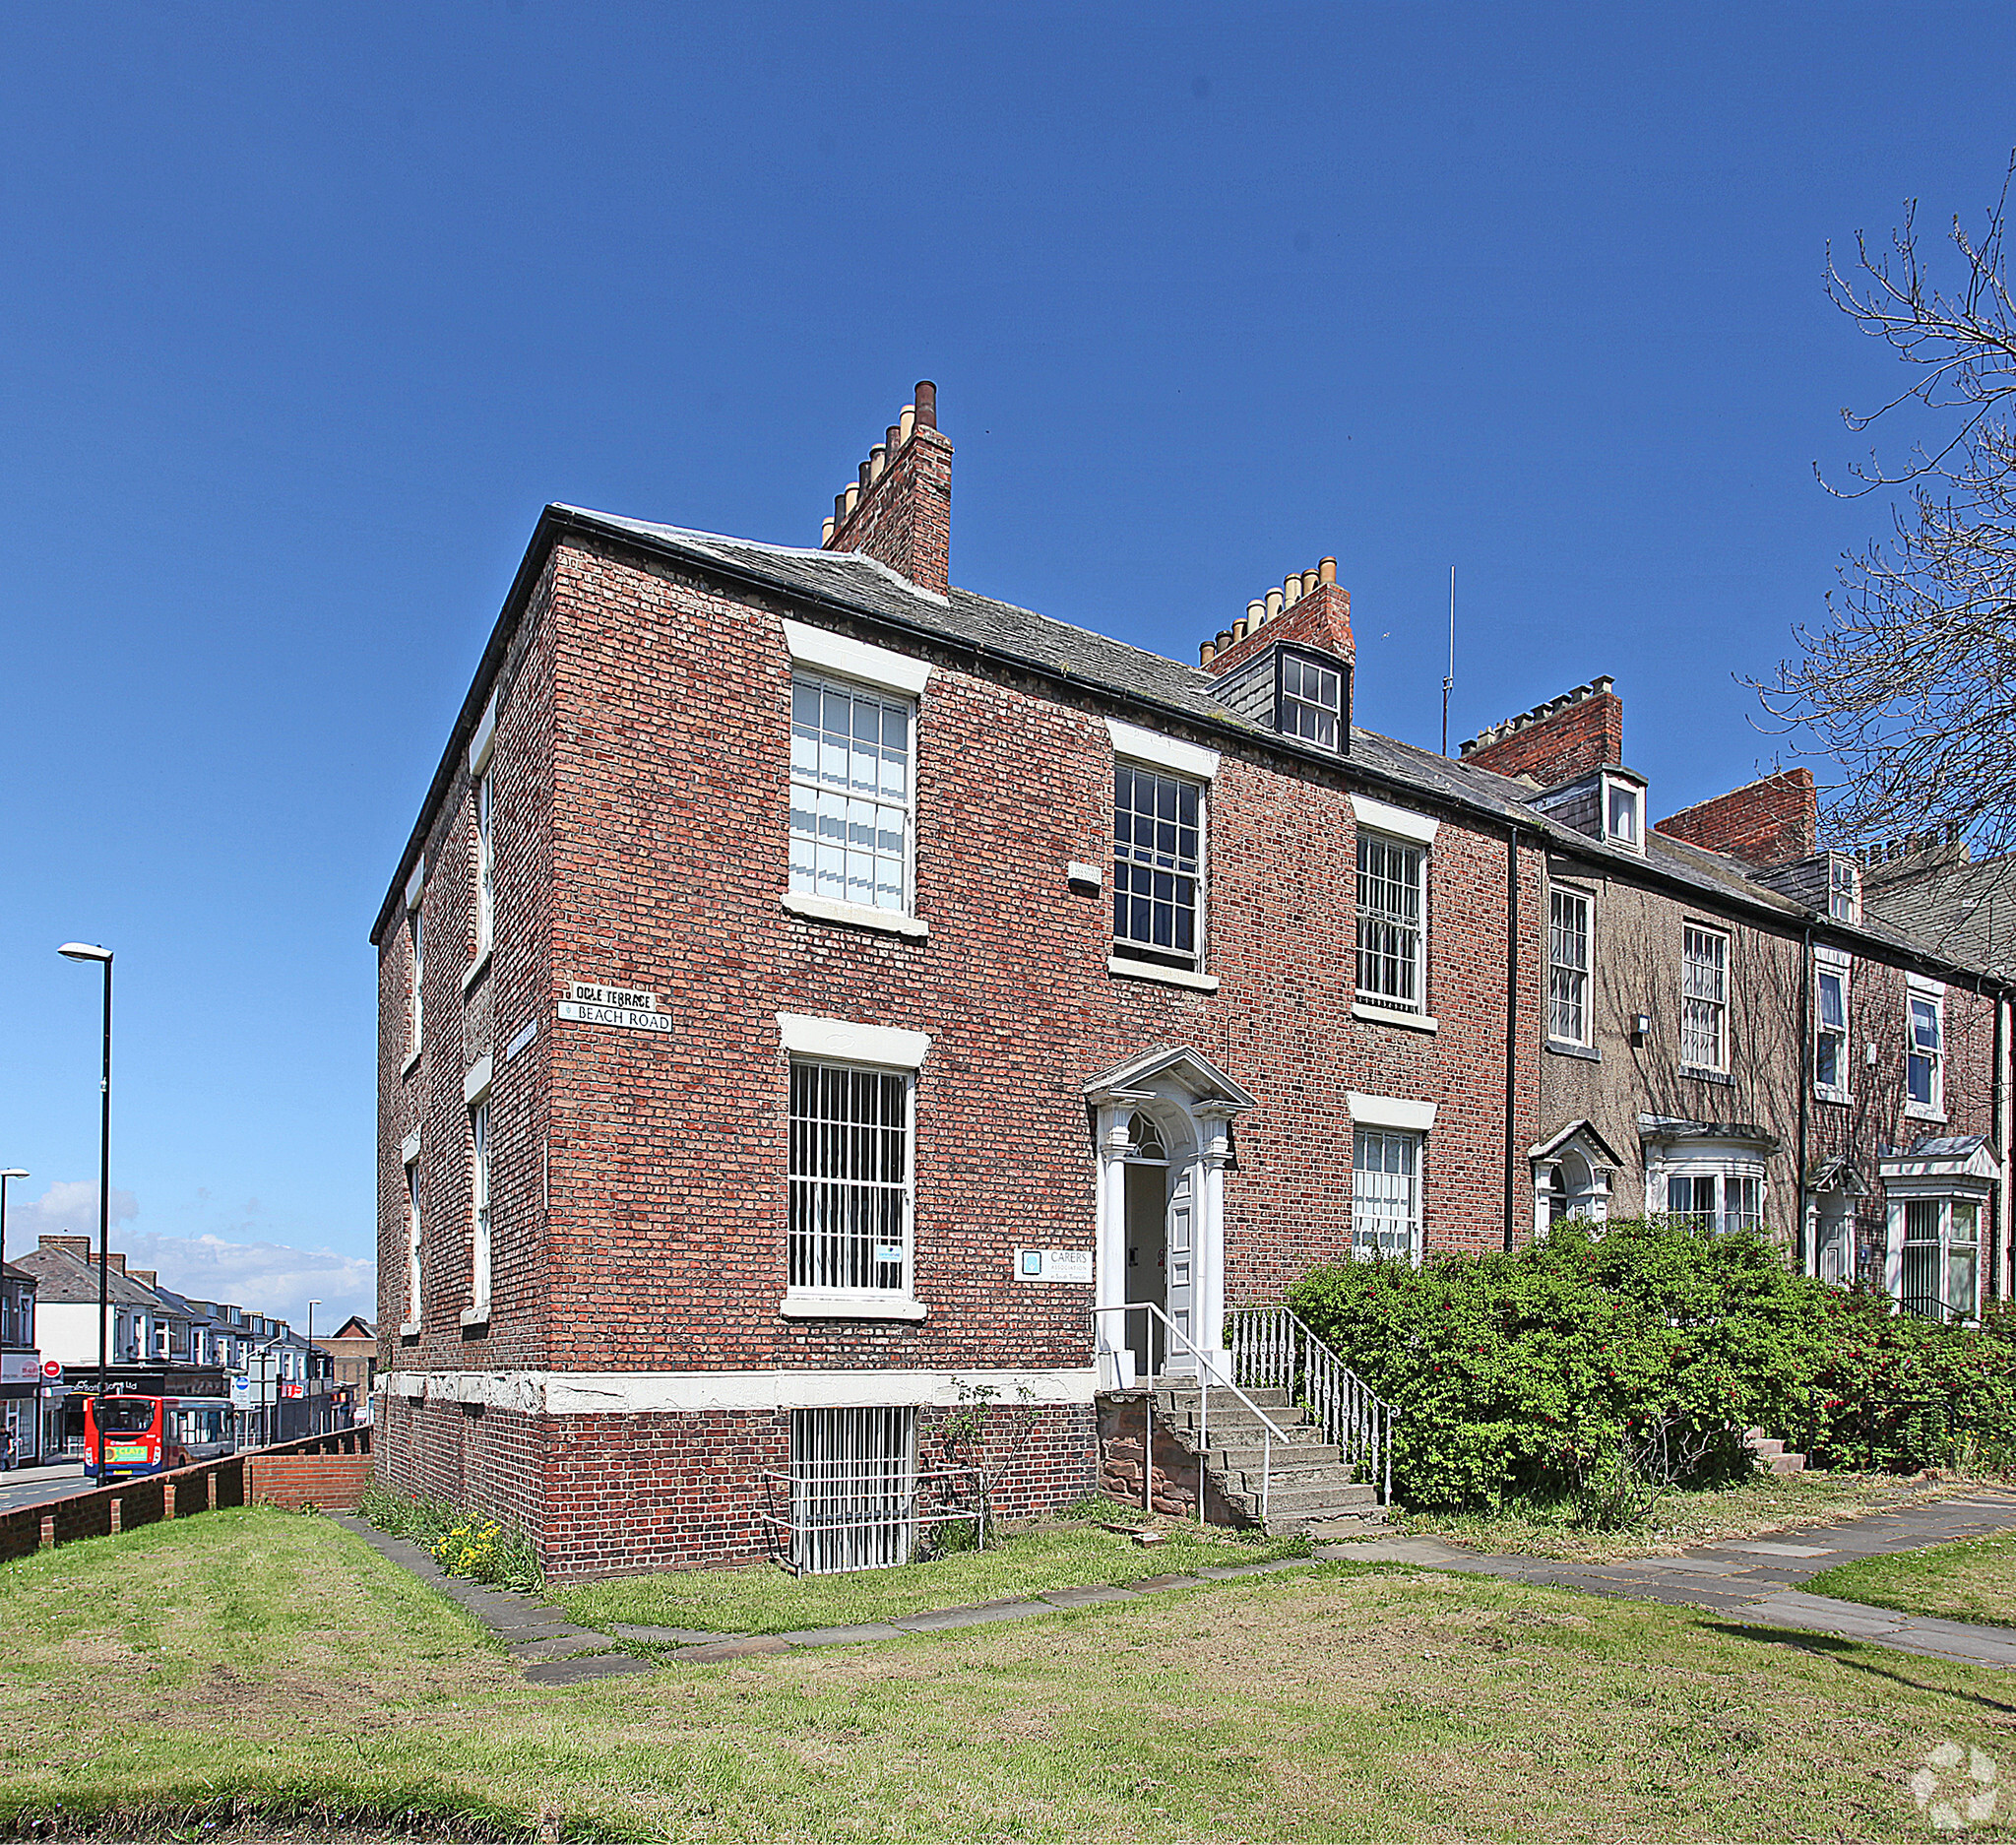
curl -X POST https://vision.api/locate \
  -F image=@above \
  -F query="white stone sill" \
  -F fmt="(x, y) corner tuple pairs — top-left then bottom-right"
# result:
(1814, 1088), (1855, 1108)
(399, 1320), (420, 1340)
(781, 1291), (928, 1322)
(401, 1046), (421, 1079)
(459, 1305), (490, 1330)
(462, 947), (492, 994)
(1903, 1104), (1950, 1125)
(1354, 999), (1437, 1034)
(1107, 956), (1219, 993)
(782, 892), (929, 939)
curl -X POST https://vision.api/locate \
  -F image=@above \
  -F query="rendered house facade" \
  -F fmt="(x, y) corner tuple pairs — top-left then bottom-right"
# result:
(372, 385), (2013, 1575)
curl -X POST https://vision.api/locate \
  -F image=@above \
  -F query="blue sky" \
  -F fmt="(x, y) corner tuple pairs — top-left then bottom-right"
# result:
(1, 4), (2011, 1329)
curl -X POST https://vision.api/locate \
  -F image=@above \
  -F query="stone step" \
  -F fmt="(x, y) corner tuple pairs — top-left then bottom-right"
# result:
(1206, 1441), (1344, 1475)
(1222, 1482), (1384, 1526)
(1743, 1429), (1807, 1475)
(1218, 1471), (1379, 1509)
(1153, 1382), (1297, 1412)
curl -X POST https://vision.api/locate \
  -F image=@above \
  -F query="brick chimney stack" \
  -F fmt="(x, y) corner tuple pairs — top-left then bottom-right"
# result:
(39, 1235), (90, 1259)
(819, 381), (953, 597)
(1202, 558), (1354, 674)
(1654, 769), (1818, 868)
(1461, 679), (1623, 784)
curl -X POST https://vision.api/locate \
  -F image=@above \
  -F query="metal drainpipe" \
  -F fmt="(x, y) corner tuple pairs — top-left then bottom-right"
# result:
(1992, 983), (2008, 1301)
(1504, 826), (1520, 1252)
(1796, 926), (1811, 1276)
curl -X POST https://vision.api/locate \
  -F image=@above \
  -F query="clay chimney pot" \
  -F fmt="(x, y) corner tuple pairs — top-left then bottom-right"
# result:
(822, 517), (836, 545)
(1247, 599), (1266, 628)
(1301, 569), (1319, 598)
(914, 381), (937, 429)
(899, 406), (915, 443)
(1318, 557), (1337, 586)
(869, 444), (887, 483)
(1265, 589), (1284, 619)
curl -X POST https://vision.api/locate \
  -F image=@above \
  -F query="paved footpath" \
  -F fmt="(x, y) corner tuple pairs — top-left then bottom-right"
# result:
(1316, 1488), (2016, 1670)
(337, 1490), (2016, 1684)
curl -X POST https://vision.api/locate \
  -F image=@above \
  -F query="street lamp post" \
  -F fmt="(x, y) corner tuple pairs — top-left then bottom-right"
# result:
(59, 944), (113, 1402)
(306, 1301), (320, 1434)
(0, 1169), (27, 1278)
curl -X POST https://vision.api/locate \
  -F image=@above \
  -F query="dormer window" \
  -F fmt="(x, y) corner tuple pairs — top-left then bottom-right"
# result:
(1829, 856), (1860, 922)
(1604, 774), (1643, 850)
(1278, 649), (1345, 751)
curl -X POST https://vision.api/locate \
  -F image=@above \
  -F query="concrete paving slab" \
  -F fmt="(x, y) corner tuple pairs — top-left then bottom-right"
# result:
(523, 1653), (660, 1685)
(774, 1622), (908, 1646)
(673, 1636), (794, 1664)
(605, 1622), (733, 1643)
(1123, 1572), (1202, 1591)
(1602, 1554), (1753, 1575)
(509, 1634), (617, 1663)
(892, 1600), (1054, 1632)
(1312, 1539), (1473, 1567)
(1039, 1584), (1138, 1606)
(1730, 1542), (1836, 1558)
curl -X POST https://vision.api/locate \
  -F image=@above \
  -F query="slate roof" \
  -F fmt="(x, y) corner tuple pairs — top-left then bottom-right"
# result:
(14, 1244), (172, 1309)
(370, 504), (2014, 991)
(1865, 854), (2016, 980)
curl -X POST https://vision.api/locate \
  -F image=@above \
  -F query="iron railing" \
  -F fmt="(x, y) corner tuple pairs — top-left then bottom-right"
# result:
(1090, 1300), (1292, 1523)
(1227, 1304), (1396, 1503)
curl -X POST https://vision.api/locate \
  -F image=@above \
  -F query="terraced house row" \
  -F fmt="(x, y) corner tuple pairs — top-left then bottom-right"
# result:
(372, 383), (2015, 1575)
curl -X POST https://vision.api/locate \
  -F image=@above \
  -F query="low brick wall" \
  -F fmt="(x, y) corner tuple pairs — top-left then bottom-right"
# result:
(245, 1450), (372, 1510)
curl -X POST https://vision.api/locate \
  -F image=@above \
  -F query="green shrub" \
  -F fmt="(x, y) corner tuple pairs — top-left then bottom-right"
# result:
(357, 1484), (544, 1593)
(1283, 1216), (2015, 1512)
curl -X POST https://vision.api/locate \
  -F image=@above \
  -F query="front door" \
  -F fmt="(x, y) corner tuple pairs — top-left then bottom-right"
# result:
(1164, 1165), (1197, 1374)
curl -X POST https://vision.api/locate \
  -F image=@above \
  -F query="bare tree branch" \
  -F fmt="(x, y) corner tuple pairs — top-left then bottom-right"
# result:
(1755, 156), (2016, 872)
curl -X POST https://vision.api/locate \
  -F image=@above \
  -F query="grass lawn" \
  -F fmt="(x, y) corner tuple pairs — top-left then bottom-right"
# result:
(8, 1506), (2016, 1842)
(550, 1504), (1309, 1634)
(1397, 1468), (1964, 1563)
(1807, 1534), (2016, 1629)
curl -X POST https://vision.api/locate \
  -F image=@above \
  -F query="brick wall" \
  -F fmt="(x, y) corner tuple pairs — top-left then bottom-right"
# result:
(822, 385), (952, 596)
(244, 1451), (373, 1511)
(1655, 769), (1817, 868)
(1463, 686), (1623, 784)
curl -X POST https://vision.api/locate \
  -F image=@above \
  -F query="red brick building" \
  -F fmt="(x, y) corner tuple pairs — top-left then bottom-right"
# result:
(374, 384), (2014, 1574)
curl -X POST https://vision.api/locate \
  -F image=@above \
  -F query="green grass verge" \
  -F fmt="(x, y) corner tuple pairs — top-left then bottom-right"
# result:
(1397, 1469), (1955, 1562)
(6, 1504), (2014, 1842)
(551, 1503), (1309, 1634)
(1806, 1533), (2016, 1628)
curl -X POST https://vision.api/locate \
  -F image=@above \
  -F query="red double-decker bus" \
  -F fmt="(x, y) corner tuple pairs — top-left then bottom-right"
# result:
(84, 1394), (236, 1482)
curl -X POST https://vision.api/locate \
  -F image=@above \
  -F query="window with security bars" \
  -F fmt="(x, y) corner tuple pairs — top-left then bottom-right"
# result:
(1353, 1128), (1421, 1261)
(1680, 925), (1728, 1072)
(473, 773), (495, 959)
(1356, 833), (1424, 1011)
(406, 1158), (423, 1325)
(1279, 652), (1343, 750)
(786, 1407), (916, 1573)
(1112, 765), (1202, 970)
(470, 1098), (492, 1315)
(788, 1061), (912, 1295)
(788, 673), (914, 913)
(1548, 888), (1591, 1045)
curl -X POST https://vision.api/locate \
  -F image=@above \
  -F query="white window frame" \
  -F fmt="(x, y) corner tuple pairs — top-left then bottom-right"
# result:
(403, 860), (425, 1065)
(788, 668), (918, 921)
(785, 1058), (919, 1319)
(1602, 773), (1644, 853)
(1828, 857), (1860, 922)
(1813, 949), (1851, 1104)
(1111, 759), (1207, 976)
(472, 770), (495, 964)
(404, 1154), (423, 1333)
(1277, 648), (1345, 752)
(1897, 1194), (1981, 1322)
(1680, 923), (1730, 1074)
(464, 1084), (492, 1327)
(1547, 886), (1593, 1048)
(1659, 1162), (1765, 1237)
(1906, 979), (1946, 1120)
(1352, 1125), (1424, 1263)
(1355, 821), (1429, 1018)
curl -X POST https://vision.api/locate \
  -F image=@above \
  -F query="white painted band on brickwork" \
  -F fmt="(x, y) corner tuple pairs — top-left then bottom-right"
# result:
(469, 689), (498, 776)
(464, 1054), (494, 1106)
(380, 1366), (1101, 1416)
(780, 891), (929, 938)
(1347, 1091), (1438, 1132)
(1349, 793), (1439, 845)
(781, 618), (933, 696)
(1103, 717), (1220, 781)
(776, 1012), (931, 1068)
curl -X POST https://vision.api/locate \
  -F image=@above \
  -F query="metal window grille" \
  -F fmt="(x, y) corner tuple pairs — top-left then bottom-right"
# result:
(1908, 996), (1943, 1108)
(1356, 833), (1423, 1010)
(406, 1159), (423, 1322)
(474, 773), (495, 956)
(470, 1099), (491, 1311)
(788, 1062), (910, 1293)
(1904, 1197), (1942, 1310)
(1111, 765), (1202, 969)
(788, 673), (913, 913)
(760, 1407), (984, 1575)
(1815, 968), (1847, 1093)
(1548, 889), (1590, 1044)
(1681, 926), (1728, 1071)
(1279, 654), (1341, 750)
(1353, 1128), (1420, 1261)
(410, 909), (424, 1051)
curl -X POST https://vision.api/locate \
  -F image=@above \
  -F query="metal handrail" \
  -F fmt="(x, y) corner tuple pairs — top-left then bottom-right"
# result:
(1090, 1300), (1291, 1523)
(1227, 1303), (1396, 1503)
